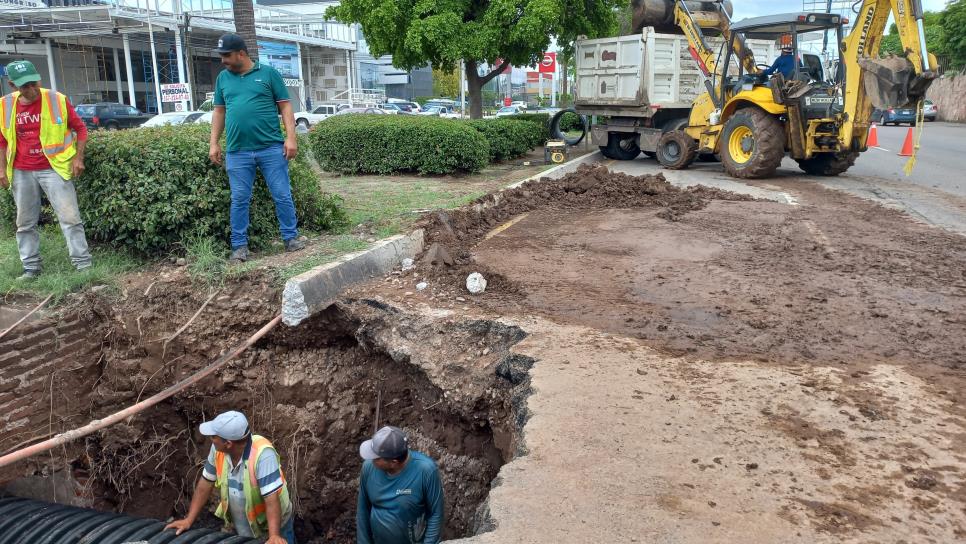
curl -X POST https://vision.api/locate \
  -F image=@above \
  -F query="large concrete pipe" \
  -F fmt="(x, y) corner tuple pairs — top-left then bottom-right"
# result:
(631, 0), (733, 33)
(0, 497), (260, 544)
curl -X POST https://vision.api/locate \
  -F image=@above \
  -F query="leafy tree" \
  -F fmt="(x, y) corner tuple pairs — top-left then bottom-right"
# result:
(432, 64), (460, 98)
(327, 0), (626, 118)
(942, 0), (966, 69)
(880, 13), (945, 57)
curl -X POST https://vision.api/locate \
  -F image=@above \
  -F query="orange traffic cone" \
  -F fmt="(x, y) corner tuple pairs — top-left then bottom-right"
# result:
(867, 123), (879, 147)
(898, 127), (914, 156)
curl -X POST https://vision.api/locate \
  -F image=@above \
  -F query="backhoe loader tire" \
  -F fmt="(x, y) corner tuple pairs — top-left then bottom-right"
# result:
(656, 130), (697, 170)
(796, 152), (859, 176)
(720, 108), (785, 179)
(601, 133), (641, 160)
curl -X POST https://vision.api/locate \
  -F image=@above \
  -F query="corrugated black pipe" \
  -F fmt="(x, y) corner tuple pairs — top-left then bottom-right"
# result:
(0, 497), (260, 543)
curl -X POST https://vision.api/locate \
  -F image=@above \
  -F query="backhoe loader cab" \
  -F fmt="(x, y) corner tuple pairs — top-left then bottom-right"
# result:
(660, 12), (854, 178)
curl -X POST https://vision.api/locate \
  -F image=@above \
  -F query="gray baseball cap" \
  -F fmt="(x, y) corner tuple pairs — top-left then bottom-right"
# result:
(360, 426), (409, 460)
(199, 411), (250, 441)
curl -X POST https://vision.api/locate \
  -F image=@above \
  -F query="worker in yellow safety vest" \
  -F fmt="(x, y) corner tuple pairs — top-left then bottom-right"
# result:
(0, 60), (92, 280)
(164, 411), (295, 543)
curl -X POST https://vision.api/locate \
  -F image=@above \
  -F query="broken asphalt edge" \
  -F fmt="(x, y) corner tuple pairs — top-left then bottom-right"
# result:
(281, 229), (425, 326)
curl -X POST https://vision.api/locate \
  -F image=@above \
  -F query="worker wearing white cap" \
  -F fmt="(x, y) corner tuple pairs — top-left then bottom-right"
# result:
(357, 426), (445, 544)
(164, 411), (295, 543)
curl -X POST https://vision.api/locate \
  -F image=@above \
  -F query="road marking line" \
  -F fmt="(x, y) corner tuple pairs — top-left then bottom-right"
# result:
(484, 213), (530, 240)
(871, 146), (891, 152)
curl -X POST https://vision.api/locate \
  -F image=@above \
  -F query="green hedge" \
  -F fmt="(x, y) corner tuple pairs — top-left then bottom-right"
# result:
(466, 119), (542, 161)
(503, 113), (551, 142)
(1, 125), (346, 255)
(309, 114), (489, 175)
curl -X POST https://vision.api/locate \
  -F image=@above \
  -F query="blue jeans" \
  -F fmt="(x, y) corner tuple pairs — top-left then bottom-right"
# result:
(225, 143), (299, 249)
(282, 515), (296, 544)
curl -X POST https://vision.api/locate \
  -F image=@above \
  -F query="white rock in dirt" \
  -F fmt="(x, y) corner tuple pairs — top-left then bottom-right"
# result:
(401, 258), (415, 271)
(466, 272), (487, 295)
(416, 282), (428, 291)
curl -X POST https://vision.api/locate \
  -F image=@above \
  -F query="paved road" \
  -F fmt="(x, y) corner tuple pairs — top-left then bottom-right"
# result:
(850, 121), (966, 197)
(544, 134), (966, 235)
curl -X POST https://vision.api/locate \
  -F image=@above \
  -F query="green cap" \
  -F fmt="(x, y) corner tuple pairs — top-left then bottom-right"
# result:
(6, 60), (41, 88)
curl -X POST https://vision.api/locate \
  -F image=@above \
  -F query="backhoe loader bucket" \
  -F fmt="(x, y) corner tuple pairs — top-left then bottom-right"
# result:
(632, 0), (733, 34)
(859, 56), (936, 110)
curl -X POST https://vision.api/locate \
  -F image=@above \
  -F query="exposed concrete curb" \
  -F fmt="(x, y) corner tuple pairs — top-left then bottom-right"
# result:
(282, 230), (425, 326)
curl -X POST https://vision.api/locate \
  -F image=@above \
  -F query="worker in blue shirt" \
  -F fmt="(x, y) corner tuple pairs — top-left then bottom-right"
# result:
(763, 45), (798, 79)
(357, 426), (444, 544)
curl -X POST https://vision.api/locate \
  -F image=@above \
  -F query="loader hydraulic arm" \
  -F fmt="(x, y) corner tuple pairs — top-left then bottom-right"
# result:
(673, 0), (757, 78)
(840, 0), (937, 149)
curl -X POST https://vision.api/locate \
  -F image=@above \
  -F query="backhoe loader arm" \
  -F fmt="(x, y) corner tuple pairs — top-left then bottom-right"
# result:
(840, 0), (937, 149)
(673, 0), (757, 78)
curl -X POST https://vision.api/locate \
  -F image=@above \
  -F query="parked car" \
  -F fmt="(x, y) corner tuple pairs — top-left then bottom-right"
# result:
(141, 111), (205, 127)
(295, 104), (340, 128)
(924, 99), (937, 122)
(495, 105), (524, 117)
(387, 100), (421, 112)
(76, 103), (153, 130)
(334, 107), (387, 115)
(872, 106), (917, 126)
(376, 103), (404, 114)
(193, 111), (214, 124)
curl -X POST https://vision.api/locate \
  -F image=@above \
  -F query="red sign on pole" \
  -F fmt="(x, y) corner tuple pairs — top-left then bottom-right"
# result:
(504, 96), (512, 106)
(538, 52), (557, 74)
(526, 71), (540, 82)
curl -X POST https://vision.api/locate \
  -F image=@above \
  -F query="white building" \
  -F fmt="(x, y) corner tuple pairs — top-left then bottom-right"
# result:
(0, 0), (356, 113)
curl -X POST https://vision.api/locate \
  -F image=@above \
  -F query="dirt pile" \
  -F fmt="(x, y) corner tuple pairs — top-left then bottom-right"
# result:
(418, 164), (755, 264)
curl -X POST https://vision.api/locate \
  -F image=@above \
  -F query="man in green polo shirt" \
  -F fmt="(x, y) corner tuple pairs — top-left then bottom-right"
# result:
(209, 33), (304, 262)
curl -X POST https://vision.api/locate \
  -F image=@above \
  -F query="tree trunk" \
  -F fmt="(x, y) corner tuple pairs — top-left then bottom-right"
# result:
(465, 59), (507, 119)
(560, 52), (569, 107)
(466, 60), (484, 119)
(232, 0), (259, 62)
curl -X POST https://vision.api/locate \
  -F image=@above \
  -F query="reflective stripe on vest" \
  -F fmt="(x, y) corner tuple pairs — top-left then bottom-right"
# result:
(44, 88), (63, 125)
(212, 435), (290, 538)
(2, 95), (14, 131)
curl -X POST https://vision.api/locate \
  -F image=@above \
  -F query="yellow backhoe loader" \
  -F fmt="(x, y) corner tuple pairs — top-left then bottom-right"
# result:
(655, 0), (937, 177)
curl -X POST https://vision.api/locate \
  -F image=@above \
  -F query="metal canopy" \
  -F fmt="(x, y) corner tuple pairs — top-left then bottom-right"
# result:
(0, 0), (356, 50)
(730, 12), (843, 39)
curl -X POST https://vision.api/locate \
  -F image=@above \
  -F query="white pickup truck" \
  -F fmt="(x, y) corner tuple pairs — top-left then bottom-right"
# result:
(294, 104), (341, 128)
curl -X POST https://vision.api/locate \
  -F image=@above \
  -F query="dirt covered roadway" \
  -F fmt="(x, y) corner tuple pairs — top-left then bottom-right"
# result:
(350, 164), (966, 543)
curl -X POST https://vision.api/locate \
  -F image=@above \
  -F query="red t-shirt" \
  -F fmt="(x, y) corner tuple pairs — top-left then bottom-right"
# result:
(0, 95), (88, 171)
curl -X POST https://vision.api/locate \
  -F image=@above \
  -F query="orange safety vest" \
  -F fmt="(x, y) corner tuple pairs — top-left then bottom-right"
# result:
(0, 88), (76, 181)
(213, 434), (292, 538)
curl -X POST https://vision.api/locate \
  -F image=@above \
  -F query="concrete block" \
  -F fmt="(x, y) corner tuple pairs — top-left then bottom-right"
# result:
(282, 230), (425, 326)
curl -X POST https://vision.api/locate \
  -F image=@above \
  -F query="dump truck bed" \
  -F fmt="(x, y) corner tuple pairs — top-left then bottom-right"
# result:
(575, 29), (778, 118)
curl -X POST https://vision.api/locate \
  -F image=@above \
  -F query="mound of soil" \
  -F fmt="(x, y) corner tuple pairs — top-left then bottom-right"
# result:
(418, 164), (755, 264)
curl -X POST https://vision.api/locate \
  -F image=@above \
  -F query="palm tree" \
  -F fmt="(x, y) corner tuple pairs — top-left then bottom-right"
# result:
(232, 0), (259, 61)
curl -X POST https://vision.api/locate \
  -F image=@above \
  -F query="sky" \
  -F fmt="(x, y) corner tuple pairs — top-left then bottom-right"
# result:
(732, 0), (953, 20)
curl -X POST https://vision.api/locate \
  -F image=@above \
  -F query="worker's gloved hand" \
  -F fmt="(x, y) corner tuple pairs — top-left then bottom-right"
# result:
(163, 518), (193, 535)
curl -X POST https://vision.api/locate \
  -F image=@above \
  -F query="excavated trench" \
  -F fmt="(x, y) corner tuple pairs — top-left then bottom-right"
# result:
(1, 276), (534, 543)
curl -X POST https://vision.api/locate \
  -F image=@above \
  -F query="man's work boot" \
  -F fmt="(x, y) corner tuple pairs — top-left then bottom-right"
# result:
(285, 238), (305, 253)
(16, 269), (41, 281)
(229, 246), (249, 263)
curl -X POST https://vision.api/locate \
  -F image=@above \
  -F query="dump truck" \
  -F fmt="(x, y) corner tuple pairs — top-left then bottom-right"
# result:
(574, 1), (784, 160)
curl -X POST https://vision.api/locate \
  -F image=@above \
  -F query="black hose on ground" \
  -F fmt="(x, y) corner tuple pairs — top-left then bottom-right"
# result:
(0, 497), (260, 544)
(549, 108), (588, 146)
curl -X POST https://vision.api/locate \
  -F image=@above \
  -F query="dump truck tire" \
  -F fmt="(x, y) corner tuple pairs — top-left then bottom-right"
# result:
(796, 152), (859, 176)
(602, 133), (641, 160)
(720, 107), (785, 179)
(656, 130), (697, 170)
